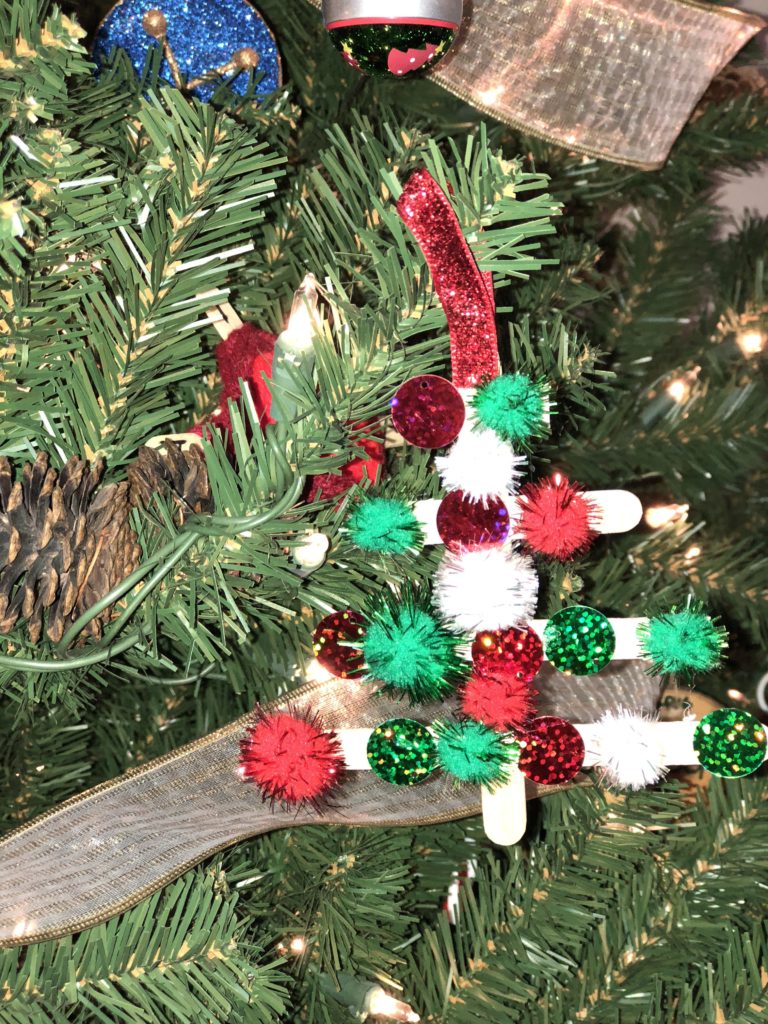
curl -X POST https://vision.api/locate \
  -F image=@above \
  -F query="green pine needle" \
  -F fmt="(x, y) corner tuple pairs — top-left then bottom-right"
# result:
(363, 596), (469, 702)
(346, 496), (424, 554)
(472, 373), (549, 445)
(434, 719), (511, 787)
(638, 607), (728, 675)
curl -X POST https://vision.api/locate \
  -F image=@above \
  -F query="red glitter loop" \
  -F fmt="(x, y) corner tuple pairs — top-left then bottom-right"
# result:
(518, 716), (585, 785)
(312, 610), (366, 678)
(437, 490), (510, 550)
(239, 708), (345, 805)
(516, 476), (598, 560)
(472, 625), (543, 683)
(391, 374), (465, 449)
(397, 169), (500, 388)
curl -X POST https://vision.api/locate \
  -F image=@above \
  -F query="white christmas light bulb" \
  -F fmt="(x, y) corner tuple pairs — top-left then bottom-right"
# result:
(365, 987), (420, 1023)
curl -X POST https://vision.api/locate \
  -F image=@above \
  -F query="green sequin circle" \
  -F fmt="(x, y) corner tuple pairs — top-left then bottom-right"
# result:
(693, 708), (766, 778)
(544, 606), (615, 676)
(367, 718), (437, 786)
(328, 24), (455, 78)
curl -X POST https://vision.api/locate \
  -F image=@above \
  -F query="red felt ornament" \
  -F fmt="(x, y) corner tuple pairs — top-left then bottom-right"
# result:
(461, 672), (537, 733)
(192, 323), (277, 437)
(517, 716), (585, 785)
(239, 708), (345, 805)
(516, 475), (597, 560)
(471, 625), (543, 683)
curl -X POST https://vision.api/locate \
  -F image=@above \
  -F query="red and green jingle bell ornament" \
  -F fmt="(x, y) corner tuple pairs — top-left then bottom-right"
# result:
(322, 0), (462, 77)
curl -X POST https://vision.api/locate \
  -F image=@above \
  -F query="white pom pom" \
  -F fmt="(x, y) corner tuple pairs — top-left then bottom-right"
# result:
(436, 425), (525, 500)
(434, 547), (539, 632)
(595, 708), (667, 790)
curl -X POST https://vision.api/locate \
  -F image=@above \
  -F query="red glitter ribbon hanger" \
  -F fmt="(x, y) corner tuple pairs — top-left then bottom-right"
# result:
(397, 168), (501, 388)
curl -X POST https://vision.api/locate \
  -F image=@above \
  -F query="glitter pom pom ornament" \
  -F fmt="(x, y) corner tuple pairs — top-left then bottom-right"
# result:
(239, 709), (344, 805)
(322, 0), (462, 78)
(461, 672), (537, 733)
(518, 716), (585, 785)
(434, 719), (514, 787)
(516, 476), (598, 561)
(93, 0), (282, 102)
(435, 547), (539, 633)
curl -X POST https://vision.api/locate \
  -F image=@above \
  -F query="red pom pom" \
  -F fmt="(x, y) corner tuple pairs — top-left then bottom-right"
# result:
(461, 673), (537, 732)
(517, 475), (597, 560)
(307, 420), (385, 502)
(239, 709), (344, 805)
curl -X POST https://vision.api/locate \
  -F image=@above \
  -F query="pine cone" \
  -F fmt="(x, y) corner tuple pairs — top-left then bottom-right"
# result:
(0, 453), (141, 645)
(128, 440), (214, 522)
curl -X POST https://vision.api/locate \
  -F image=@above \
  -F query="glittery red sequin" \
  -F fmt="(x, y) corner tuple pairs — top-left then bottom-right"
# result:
(397, 169), (500, 388)
(391, 374), (465, 449)
(518, 716), (585, 785)
(312, 610), (365, 678)
(437, 491), (510, 550)
(472, 625), (543, 683)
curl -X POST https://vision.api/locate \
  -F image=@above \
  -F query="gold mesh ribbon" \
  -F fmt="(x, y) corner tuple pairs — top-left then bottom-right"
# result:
(0, 661), (659, 948)
(311, 0), (763, 168)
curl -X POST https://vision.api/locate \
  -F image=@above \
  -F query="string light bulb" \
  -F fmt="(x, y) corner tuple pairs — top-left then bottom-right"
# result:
(736, 327), (766, 357)
(365, 988), (420, 1023)
(289, 935), (307, 955)
(644, 503), (689, 529)
(684, 544), (701, 561)
(281, 273), (321, 355)
(666, 367), (700, 405)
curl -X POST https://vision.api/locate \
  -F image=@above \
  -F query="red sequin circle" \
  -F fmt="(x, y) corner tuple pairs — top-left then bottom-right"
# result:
(472, 625), (543, 683)
(437, 490), (510, 550)
(312, 610), (365, 678)
(391, 375), (465, 449)
(518, 716), (585, 785)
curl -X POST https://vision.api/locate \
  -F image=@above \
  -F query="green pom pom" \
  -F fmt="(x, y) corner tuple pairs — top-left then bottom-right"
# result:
(434, 719), (514, 787)
(638, 607), (727, 675)
(472, 374), (548, 445)
(347, 496), (424, 555)
(363, 597), (469, 703)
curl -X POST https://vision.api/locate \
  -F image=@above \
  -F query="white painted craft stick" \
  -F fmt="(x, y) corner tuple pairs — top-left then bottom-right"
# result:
(481, 766), (527, 846)
(414, 489), (642, 544)
(335, 721), (760, 775)
(205, 300), (243, 340)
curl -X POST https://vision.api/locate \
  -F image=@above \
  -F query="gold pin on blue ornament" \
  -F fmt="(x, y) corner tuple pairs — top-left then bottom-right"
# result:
(93, 0), (282, 102)
(323, 0), (462, 77)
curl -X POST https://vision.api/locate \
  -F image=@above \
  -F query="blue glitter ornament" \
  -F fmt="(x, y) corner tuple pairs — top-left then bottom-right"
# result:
(93, 0), (282, 102)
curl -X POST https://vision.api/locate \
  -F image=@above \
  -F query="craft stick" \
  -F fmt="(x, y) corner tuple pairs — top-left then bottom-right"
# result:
(481, 766), (528, 846)
(335, 722), (766, 774)
(414, 490), (643, 544)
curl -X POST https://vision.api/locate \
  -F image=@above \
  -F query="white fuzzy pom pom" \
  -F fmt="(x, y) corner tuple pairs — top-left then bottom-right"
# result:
(434, 547), (539, 632)
(436, 425), (525, 501)
(595, 708), (667, 790)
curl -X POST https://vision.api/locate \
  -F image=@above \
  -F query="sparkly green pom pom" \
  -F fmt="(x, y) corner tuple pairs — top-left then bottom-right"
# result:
(472, 374), (549, 445)
(347, 496), (424, 555)
(434, 719), (515, 787)
(638, 607), (727, 675)
(363, 596), (469, 703)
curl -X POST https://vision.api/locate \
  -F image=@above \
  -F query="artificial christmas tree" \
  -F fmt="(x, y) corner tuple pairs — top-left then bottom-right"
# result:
(1, 0), (767, 1021)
